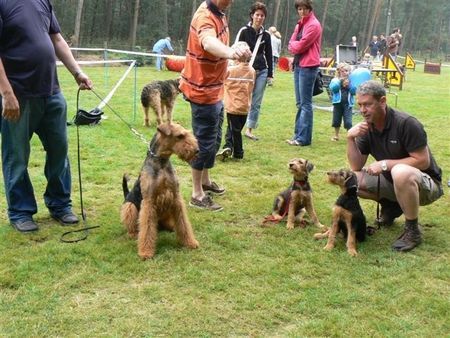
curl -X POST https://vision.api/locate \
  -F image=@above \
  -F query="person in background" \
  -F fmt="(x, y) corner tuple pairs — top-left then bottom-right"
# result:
(351, 35), (358, 47)
(236, 1), (273, 141)
(152, 37), (174, 71)
(286, 0), (322, 146)
(347, 81), (443, 252)
(0, 0), (93, 232)
(179, 0), (251, 211)
(329, 63), (356, 142)
(367, 35), (380, 61)
(268, 26), (281, 86)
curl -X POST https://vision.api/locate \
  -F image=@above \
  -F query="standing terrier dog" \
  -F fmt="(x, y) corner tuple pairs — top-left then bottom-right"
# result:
(314, 169), (367, 256)
(120, 122), (199, 260)
(141, 78), (180, 126)
(264, 158), (324, 230)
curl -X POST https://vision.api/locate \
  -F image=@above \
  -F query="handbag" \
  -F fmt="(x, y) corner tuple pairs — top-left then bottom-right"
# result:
(73, 107), (103, 126)
(73, 88), (103, 126)
(313, 71), (324, 96)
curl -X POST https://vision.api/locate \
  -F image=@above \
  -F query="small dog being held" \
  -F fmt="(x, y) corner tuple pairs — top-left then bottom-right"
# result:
(120, 122), (199, 260)
(314, 169), (367, 256)
(265, 158), (324, 230)
(141, 78), (180, 126)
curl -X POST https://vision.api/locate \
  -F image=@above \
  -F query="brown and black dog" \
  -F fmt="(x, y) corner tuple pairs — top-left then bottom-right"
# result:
(314, 169), (367, 256)
(266, 158), (325, 230)
(140, 78), (180, 126)
(120, 122), (199, 260)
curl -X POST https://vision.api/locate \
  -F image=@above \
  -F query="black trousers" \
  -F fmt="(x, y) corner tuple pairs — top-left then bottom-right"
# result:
(223, 113), (247, 159)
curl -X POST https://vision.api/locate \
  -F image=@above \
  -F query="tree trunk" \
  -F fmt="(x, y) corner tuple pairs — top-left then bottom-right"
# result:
(364, 0), (383, 52)
(273, 0), (281, 28)
(129, 0), (140, 49)
(73, 0), (84, 57)
(334, 0), (352, 46)
(192, 0), (197, 18)
(104, 0), (114, 42)
(321, 0), (329, 31)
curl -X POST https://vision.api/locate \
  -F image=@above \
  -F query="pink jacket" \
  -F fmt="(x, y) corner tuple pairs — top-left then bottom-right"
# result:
(288, 12), (322, 68)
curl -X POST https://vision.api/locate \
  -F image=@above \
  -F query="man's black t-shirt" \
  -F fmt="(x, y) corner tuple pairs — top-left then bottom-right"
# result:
(356, 106), (442, 183)
(0, 0), (61, 98)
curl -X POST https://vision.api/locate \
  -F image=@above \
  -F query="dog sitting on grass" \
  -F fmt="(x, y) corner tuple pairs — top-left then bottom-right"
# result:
(264, 158), (325, 230)
(120, 122), (199, 260)
(140, 78), (180, 126)
(314, 169), (367, 256)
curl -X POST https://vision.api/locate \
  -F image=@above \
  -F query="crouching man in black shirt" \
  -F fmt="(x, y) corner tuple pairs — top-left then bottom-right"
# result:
(347, 81), (443, 252)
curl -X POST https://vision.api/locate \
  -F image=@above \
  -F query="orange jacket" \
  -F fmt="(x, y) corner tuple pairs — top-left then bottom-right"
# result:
(224, 63), (255, 115)
(179, 1), (229, 105)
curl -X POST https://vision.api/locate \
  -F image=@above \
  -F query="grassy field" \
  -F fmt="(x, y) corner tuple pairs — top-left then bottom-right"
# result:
(0, 63), (449, 337)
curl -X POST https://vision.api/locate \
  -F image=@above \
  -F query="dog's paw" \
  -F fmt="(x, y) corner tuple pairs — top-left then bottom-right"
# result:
(316, 222), (326, 228)
(347, 248), (358, 257)
(286, 222), (295, 230)
(323, 244), (334, 251)
(186, 239), (199, 249)
(138, 249), (155, 260)
(313, 230), (328, 240)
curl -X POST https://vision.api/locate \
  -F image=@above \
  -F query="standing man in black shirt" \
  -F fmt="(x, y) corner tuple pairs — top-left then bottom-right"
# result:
(347, 81), (443, 252)
(0, 0), (93, 232)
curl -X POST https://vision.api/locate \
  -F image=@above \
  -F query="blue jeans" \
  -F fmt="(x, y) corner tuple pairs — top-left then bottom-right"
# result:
(246, 68), (268, 129)
(293, 66), (318, 145)
(190, 101), (223, 170)
(153, 51), (163, 70)
(1, 92), (73, 222)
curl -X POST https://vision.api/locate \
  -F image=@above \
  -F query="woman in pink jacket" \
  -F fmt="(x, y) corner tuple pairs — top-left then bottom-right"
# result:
(286, 0), (322, 146)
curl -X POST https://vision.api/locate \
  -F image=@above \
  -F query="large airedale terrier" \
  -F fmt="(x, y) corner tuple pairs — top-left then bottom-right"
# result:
(265, 158), (324, 230)
(120, 122), (199, 260)
(314, 169), (367, 256)
(141, 78), (180, 127)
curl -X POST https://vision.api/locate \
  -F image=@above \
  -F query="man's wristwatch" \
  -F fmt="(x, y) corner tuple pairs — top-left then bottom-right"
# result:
(381, 160), (388, 172)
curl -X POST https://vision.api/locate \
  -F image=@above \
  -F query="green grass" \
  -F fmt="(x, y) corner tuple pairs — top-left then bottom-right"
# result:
(1, 64), (449, 337)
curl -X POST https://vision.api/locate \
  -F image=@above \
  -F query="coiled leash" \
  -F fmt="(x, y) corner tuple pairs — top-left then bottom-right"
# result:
(60, 88), (100, 243)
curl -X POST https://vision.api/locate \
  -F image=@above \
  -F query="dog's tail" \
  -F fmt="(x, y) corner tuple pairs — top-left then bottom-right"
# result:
(122, 173), (131, 200)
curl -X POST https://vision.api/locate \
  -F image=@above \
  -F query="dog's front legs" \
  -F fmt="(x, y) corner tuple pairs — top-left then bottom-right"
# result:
(138, 200), (158, 260)
(170, 198), (199, 249)
(305, 197), (325, 228)
(344, 217), (358, 256)
(324, 207), (340, 251)
(286, 192), (298, 230)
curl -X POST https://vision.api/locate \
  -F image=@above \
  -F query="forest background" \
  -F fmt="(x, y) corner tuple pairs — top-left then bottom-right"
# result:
(55, 0), (450, 61)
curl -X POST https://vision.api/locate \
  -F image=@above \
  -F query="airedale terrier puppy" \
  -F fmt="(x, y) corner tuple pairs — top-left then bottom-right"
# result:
(314, 169), (367, 256)
(120, 122), (199, 260)
(265, 158), (324, 230)
(141, 78), (180, 127)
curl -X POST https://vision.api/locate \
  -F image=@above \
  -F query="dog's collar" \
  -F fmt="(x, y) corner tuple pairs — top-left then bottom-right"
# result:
(292, 179), (308, 190)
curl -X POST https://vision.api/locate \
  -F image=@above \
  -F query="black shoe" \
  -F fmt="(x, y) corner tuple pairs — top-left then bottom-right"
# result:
(392, 223), (422, 252)
(51, 212), (79, 226)
(11, 219), (39, 232)
(379, 198), (403, 226)
(202, 181), (225, 195)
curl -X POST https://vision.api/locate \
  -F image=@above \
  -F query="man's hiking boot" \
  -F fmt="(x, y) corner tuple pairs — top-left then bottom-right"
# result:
(392, 223), (422, 252)
(379, 198), (403, 226)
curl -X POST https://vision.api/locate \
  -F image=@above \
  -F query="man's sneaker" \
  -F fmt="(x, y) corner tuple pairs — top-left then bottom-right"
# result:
(202, 181), (225, 195)
(216, 147), (232, 161)
(379, 198), (403, 226)
(189, 195), (223, 211)
(392, 223), (422, 252)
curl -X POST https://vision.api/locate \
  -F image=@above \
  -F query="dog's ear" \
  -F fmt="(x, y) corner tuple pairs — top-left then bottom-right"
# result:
(306, 160), (314, 173)
(344, 171), (358, 189)
(157, 123), (171, 136)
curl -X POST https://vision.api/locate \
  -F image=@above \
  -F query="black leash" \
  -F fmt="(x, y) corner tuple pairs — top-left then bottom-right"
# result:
(367, 175), (382, 236)
(60, 88), (100, 243)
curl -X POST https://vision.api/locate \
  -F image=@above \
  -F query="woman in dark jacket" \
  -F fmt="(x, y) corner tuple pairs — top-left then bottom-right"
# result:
(236, 1), (273, 141)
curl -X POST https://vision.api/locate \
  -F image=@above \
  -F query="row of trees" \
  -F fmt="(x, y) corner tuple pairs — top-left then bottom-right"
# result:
(54, 0), (450, 59)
